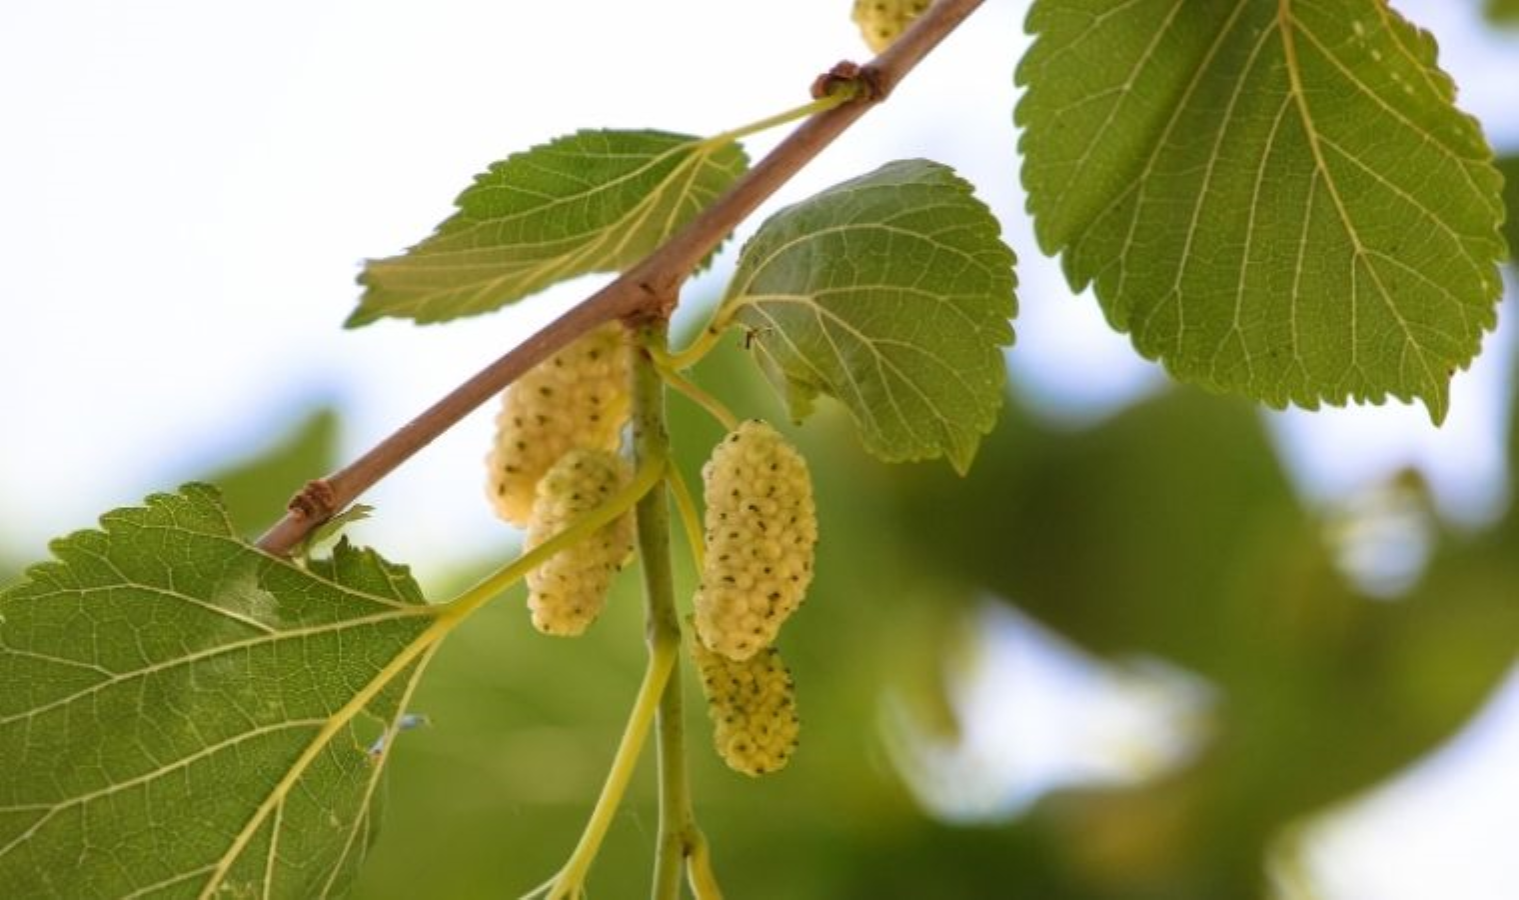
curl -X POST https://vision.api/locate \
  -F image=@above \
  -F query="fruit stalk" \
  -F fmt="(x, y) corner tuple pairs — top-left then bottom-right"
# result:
(632, 323), (703, 900)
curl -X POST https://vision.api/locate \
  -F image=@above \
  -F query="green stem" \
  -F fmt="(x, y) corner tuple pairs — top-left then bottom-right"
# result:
(633, 325), (699, 900)
(703, 89), (856, 149)
(685, 829), (724, 900)
(657, 362), (740, 431)
(652, 678), (690, 900)
(543, 639), (677, 899)
(655, 311), (733, 372)
(665, 465), (707, 572)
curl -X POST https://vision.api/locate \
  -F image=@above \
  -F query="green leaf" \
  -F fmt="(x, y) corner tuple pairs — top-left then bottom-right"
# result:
(1499, 155), (1518, 262)
(351, 129), (749, 326)
(0, 485), (443, 899)
(718, 160), (1017, 474)
(1016, 0), (1507, 423)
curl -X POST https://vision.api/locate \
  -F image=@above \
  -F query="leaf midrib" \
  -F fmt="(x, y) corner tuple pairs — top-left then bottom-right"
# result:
(379, 140), (728, 318)
(1276, 0), (1441, 400)
(439, 136), (699, 243)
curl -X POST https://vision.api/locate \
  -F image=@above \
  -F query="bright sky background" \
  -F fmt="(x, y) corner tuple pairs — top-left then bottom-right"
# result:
(1, 2), (1516, 897)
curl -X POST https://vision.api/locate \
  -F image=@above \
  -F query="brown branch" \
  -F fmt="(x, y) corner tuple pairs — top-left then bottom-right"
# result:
(256, 0), (986, 555)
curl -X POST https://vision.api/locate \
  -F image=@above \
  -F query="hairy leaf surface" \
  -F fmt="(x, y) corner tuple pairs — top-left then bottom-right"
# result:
(0, 485), (442, 899)
(351, 129), (748, 326)
(1016, 0), (1507, 422)
(720, 160), (1017, 474)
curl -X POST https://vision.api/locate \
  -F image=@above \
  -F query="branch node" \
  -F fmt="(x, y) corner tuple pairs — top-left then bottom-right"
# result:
(287, 479), (337, 522)
(810, 61), (886, 103)
(622, 281), (679, 328)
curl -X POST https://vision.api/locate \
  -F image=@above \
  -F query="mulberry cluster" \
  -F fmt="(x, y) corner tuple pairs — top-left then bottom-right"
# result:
(693, 420), (817, 662)
(523, 449), (636, 636)
(486, 322), (631, 526)
(692, 636), (800, 777)
(851, 0), (931, 53)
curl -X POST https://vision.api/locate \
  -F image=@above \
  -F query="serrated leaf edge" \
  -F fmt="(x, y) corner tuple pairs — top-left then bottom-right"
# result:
(1013, 0), (1506, 423)
(713, 159), (1016, 473)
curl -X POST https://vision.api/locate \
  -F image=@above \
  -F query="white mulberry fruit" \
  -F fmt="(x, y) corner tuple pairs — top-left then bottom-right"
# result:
(523, 449), (635, 636)
(851, 0), (930, 53)
(692, 636), (800, 777)
(694, 420), (817, 661)
(486, 322), (632, 526)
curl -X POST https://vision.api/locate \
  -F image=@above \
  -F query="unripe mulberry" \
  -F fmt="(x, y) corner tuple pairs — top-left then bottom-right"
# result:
(692, 637), (800, 777)
(524, 449), (635, 636)
(851, 0), (931, 53)
(694, 420), (817, 661)
(486, 322), (631, 526)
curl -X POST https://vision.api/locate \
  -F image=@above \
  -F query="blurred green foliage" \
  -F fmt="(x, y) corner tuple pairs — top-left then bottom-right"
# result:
(891, 390), (1517, 897)
(1487, 0), (1519, 26)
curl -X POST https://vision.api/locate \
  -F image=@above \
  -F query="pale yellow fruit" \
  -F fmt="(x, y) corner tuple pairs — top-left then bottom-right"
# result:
(692, 637), (800, 777)
(524, 449), (635, 636)
(486, 322), (631, 526)
(694, 420), (817, 661)
(852, 0), (931, 53)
